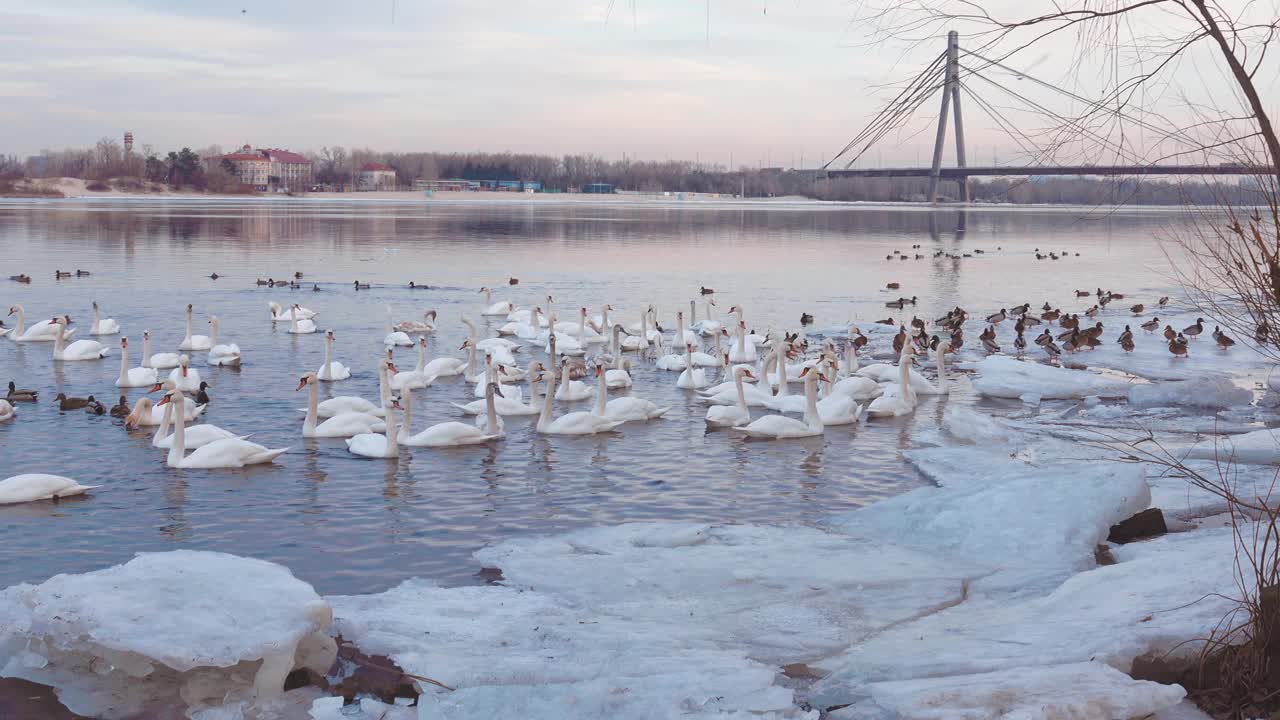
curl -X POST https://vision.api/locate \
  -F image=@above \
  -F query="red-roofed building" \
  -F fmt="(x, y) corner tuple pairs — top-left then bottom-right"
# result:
(358, 162), (397, 191)
(206, 144), (312, 191)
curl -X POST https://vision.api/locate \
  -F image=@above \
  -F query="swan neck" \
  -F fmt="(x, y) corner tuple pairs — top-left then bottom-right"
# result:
(385, 406), (400, 455)
(485, 383), (498, 432)
(305, 379), (318, 434)
(400, 385), (412, 436)
(210, 319), (219, 345)
(53, 322), (65, 357)
(595, 370), (607, 415)
(154, 398), (173, 446)
(735, 370), (748, 411)
(805, 376), (822, 428)
(118, 343), (128, 384)
(539, 371), (555, 430)
(322, 334), (332, 371)
(142, 335), (152, 367)
(168, 397), (186, 466)
(185, 307), (193, 340)
(12, 306), (23, 335)
(416, 341), (426, 373)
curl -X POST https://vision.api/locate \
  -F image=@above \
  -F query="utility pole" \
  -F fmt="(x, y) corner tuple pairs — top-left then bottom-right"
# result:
(927, 30), (969, 204)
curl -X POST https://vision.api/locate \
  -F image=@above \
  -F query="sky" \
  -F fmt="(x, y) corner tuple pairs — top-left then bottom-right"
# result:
(0, 0), (1274, 168)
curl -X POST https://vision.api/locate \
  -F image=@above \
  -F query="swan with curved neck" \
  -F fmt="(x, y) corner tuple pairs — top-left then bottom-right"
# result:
(676, 342), (709, 389)
(733, 368), (826, 439)
(179, 304), (212, 351)
(116, 337), (158, 387)
(866, 344), (920, 418)
(7, 304), (66, 342)
(52, 318), (107, 361)
(289, 304), (318, 334)
(706, 367), (757, 427)
(403, 380), (503, 447)
(605, 325), (633, 388)
(204, 316), (242, 366)
(151, 395), (240, 449)
(160, 391), (288, 468)
(167, 355), (202, 392)
(90, 301), (119, 335)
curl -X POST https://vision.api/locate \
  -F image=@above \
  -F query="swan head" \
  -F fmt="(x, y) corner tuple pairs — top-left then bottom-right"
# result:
(479, 286), (489, 293)
(325, 329), (336, 341)
(489, 381), (504, 398)
(418, 336), (427, 347)
(7, 305), (18, 316)
(296, 372), (317, 390)
(93, 301), (100, 310)
(459, 338), (472, 350)
(186, 303), (193, 314)
(425, 309), (438, 321)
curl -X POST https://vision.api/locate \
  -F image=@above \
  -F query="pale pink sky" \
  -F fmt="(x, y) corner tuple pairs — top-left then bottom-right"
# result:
(0, 0), (1273, 168)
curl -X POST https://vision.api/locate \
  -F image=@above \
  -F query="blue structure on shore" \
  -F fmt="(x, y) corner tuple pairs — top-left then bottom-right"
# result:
(582, 183), (615, 194)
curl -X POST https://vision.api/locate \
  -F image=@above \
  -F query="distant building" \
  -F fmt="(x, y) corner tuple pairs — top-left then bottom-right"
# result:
(414, 179), (479, 192)
(358, 162), (398, 191)
(581, 182), (615, 194)
(206, 144), (312, 191)
(476, 179), (541, 192)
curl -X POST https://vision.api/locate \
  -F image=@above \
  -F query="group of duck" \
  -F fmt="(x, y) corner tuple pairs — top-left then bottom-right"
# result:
(874, 287), (1238, 362)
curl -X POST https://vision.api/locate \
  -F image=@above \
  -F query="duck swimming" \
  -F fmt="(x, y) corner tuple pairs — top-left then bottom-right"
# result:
(7, 381), (37, 402)
(55, 393), (92, 411)
(110, 395), (131, 417)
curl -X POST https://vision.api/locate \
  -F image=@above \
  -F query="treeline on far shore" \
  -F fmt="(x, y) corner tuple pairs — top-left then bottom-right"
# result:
(1, 138), (1266, 206)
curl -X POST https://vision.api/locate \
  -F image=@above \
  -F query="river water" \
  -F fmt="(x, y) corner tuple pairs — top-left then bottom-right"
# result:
(0, 197), (1192, 594)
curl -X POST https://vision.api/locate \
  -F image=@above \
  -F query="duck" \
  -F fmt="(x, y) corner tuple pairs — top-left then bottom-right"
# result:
(75, 269), (91, 277)
(705, 367), (757, 428)
(316, 330), (352, 381)
(160, 391), (288, 468)
(354, 280), (371, 290)
(269, 302), (317, 322)
(1117, 326), (1133, 346)
(195, 382), (211, 405)
(9, 274), (31, 284)
(288, 304), (318, 334)
(90, 302), (120, 335)
(85, 397), (106, 415)
(593, 365), (668, 423)
(535, 367), (625, 436)
(7, 381), (37, 402)
(1013, 331), (1026, 354)
(1158, 296), (1169, 306)
(55, 393), (93, 411)
(986, 309), (1007, 324)
(209, 273), (220, 280)
(256, 278), (271, 286)
(1169, 334), (1189, 358)
(206, 316), (242, 366)
(800, 312), (814, 326)
(110, 395), (131, 417)
(1214, 327), (1236, 349)
(886, 282), (900, 290)
(55, 270), (72, 279)
(51, 319), (107, 361)
(178, 304), (213, 351)
(0, 474), (97, 504)
(115, 337), (158, 388)
(734, 368), (826, 439)
(1043, 339), (1062, 360)
(1034, 329), (1053, 346)
(1163, 325), (1177, 342)
(1130, 304), (1144, 315)
(1141, 317), (1160, 332)
(401, 381), (502, 447)
(1183, 318), (1204, 339)
(298, 372), (389, 438)
(0, 399), (13, 422)
(141, 330), (181, 370)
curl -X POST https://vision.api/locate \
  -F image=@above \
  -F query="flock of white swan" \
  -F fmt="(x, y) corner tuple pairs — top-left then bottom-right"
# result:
(0, 287), (946, 504)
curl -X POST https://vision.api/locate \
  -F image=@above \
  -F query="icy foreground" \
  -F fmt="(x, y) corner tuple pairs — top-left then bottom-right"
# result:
(0, 550), (336, 719)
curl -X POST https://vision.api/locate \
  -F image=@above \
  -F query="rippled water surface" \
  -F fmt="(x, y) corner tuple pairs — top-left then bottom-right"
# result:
(0, 198), (1191, 593)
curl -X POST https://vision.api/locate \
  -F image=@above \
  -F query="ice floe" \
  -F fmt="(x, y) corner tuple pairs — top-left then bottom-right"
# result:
(963, 355), (1135, 399)
(1129, 375), (1253, 409)
(0, 550), (335, 719)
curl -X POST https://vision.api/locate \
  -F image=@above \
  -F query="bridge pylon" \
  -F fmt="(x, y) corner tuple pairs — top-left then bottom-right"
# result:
(928, 31), (968, 204)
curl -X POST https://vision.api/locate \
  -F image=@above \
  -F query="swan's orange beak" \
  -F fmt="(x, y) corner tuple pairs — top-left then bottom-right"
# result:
(296, 378), (307, 391)
(181, 367), (188, 377)
(388, 363), (398, 373)
(498, 366), (508, 376)
(156, 395), (171, 406)
(494, 385), (504, 398)
(147, 383), (162, 393)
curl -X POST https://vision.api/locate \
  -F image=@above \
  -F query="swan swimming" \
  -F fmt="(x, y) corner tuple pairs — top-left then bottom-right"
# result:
(0, 474), (97, 504)
(159, 391), (288, 469)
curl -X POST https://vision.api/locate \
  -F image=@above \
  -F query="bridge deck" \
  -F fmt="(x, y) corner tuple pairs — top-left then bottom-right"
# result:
(820, 165), (1267, 178)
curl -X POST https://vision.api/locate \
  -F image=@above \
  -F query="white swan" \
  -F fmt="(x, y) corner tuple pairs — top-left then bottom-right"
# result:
(605, 326), (633, 388)
(620, 307), (654, 351)
(452, 363), (541, 417)
(676, 343), (710, 389)
(402, 380), (503, 447)
(867, 345), (920, 418)
(125, 395), (205, 428)
(207, 316), (242, 367)
(116, 337), (158, 388)
(480, 287), (516, 316)
(345, 400), (403, 458)
(160, 391), (288, 468)
(734, 368), (826, 439)
(653, 334), (685, 371)
(289, 304), (318, 335)
(179, 304), (213, 351)
(593, 364), (668, 422)
(383, 305), (413, 346)
(554, 357), (593, 401)
(299, 372), (388, 438)
(151, 396), (242, 449)
(317, 329), (351, 381)
(270, 301), (316, 322)
(672, 310), (698, 348)
(0, 474), (97, 504)
(126, 392), (206, 425)
(690, 329), (726, 367)
(51, 318), (107, 361)
(167, 355), (202, 393)
(542, 313), (585, 356)
(468, 352), (523, 401)
(0, 399), (14, 422)
(706, 367), (756, 427)
(728, 320), (759, 363)
(391, 336), (432, 390)
(90, 302), (120, 335)
(694, 297), (723, 336)
(299, 358), (389, 418)
(142, 330), (181, 369)
(461, 317), (520, 364)
(7, 304), (67, 342)
(535, 367), (624, 436)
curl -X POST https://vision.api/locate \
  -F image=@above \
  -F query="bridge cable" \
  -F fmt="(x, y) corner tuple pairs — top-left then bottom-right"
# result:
(823, 50), (947, 169)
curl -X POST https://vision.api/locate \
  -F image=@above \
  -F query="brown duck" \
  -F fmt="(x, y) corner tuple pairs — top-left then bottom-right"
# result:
(7, 381), (37, 402)
(1130, 304), (1144, 315)
(1182, 318), (1204, 339)
(56, 393), (93, 410)
(1163, 325), (1177, 342)
(1214, 327), (1235, 349)
(1168, 335), (1189, 358)
(110, 395), (131, 417)
(1140, 317), (1159, 332)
